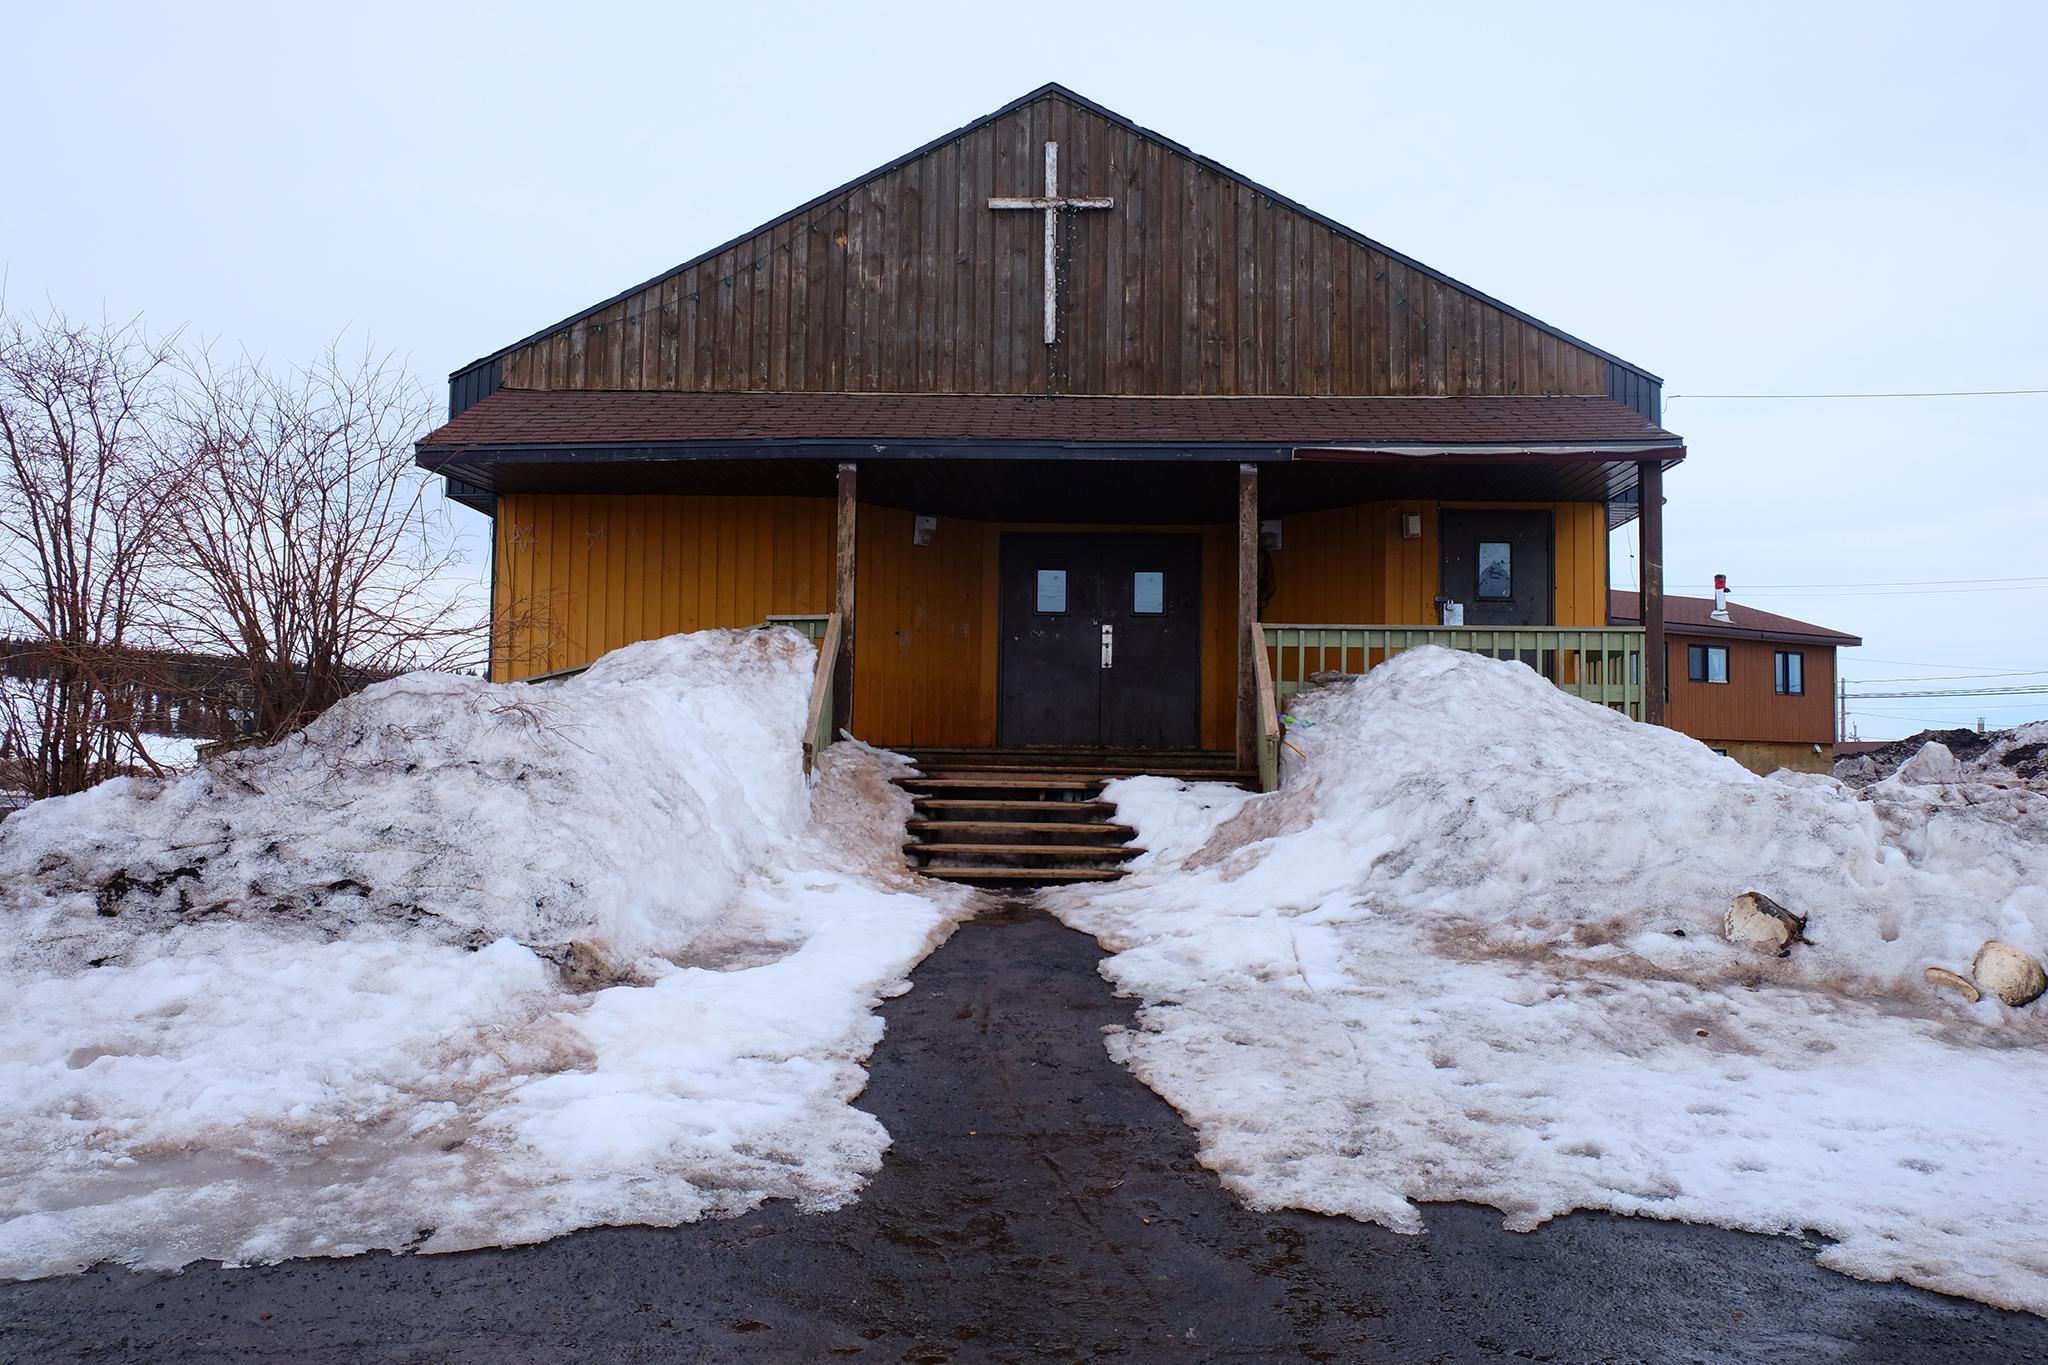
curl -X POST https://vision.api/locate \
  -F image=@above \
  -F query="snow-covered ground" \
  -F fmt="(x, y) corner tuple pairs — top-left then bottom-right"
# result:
(1048, 650), (2048, 1315)
(0, 628), (967, 1278)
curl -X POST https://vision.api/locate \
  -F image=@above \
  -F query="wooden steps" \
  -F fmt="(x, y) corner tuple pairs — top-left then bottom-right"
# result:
(893, 766), (1129, 887)
(893, 750), (1254, 888)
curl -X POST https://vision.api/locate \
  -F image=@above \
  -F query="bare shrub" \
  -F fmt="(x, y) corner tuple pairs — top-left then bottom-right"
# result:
(0, 311), (181, 797)
(163, 343), (484, 740)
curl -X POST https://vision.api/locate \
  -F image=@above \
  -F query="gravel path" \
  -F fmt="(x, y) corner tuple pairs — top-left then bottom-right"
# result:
(6, 900), (2045, 1362)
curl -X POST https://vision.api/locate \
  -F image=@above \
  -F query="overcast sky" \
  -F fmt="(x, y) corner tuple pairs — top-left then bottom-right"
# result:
(6, 1), (2043, 737)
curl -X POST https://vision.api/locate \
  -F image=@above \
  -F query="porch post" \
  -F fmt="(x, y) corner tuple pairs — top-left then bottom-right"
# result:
(1638, 457), (1666, 726)
(1236, 463), (1259, 770)
(834, 461), (857, 736)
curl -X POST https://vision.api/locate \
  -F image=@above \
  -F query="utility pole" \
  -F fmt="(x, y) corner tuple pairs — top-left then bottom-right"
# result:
(1838, 677), (1847, 745)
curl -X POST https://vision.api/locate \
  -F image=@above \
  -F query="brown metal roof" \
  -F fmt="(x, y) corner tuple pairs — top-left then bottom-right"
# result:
(1610, 591), (1863, 647)
(417, 389), (1681, 456)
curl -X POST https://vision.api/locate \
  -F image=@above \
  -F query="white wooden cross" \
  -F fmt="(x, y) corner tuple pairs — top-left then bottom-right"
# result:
(989, 140), (1114, 345)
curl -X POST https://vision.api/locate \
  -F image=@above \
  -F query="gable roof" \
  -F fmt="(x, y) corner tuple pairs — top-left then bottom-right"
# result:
(449, 84), (1664, 416)
(1610, 591), (1862, 647)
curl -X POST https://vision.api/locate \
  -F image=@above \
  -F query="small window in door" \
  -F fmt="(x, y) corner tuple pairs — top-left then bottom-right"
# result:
(1775, 650), (1804, 695)
(1689, 643), (1729, 683)
(1035, 569), (1067, 613)
(1132, 571), (1164, 615)
(1476, 542), (1512, 599)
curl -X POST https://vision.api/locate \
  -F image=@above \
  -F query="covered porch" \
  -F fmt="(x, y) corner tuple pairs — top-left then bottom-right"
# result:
(418, 389), (1682, 787)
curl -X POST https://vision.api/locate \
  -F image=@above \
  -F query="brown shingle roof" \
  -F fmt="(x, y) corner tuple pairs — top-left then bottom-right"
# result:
(1610, 591), (1862, 646)
(418, 390), (1680, 455)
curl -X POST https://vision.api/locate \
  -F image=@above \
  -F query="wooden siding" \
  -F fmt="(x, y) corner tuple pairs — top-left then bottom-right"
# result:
(1665, 636), (1839, 746)
(494, 494), (1236, 750)
(1264, 500), (1607, 626)
(494, 93), (1615, 401)
(492, 493), (834, 679)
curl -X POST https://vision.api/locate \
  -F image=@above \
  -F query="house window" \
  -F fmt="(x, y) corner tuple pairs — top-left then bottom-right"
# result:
(1132, 571), (1164, 615)
(1775, 650), (1805, 696)
(1476, 542), (1513, 599)
(1688, 643), (1729, 683)
(1035, 569), (1067, 613)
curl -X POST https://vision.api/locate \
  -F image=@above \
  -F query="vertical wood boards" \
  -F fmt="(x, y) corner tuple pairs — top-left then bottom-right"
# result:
(490, 493), (835, 680)
(492, 94), (1619, 402)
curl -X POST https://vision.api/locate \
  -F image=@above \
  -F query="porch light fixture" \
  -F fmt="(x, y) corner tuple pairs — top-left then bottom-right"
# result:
(913, 514), (937, 547)
(1259, 519), (1283, 550)
(1401, 513), (1422, 540)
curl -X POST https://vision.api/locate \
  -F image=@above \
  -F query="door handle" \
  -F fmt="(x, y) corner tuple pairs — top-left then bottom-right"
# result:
(1100, 622), (1114, 669)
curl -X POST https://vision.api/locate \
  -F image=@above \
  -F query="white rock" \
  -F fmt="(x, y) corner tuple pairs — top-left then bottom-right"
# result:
(1724, 891), (1807, 949)
(1972, 941), (2047, 1007)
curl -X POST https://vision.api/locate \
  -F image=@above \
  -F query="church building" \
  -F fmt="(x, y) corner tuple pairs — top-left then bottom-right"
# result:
(417, 84), (1682, 794)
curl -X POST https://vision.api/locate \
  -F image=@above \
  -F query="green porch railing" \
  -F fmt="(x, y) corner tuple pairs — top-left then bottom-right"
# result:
(765, 614), (832, 644)
(1261, 624), (1647, 720)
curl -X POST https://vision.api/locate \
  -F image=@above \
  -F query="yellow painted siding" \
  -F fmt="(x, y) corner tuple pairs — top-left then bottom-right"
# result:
(1266, 500), (1608, 627)
(491, 493), (1606, 747)
(492, 493), (833, 679)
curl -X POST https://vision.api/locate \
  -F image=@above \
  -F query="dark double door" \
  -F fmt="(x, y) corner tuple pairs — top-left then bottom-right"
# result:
(998, 533), (1202, 749)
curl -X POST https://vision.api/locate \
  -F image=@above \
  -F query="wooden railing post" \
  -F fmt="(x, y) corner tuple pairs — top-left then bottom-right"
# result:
(833, 462), (857, 737)
(1638, 458), (1666, 726)
(1236, 463), (1259, 772)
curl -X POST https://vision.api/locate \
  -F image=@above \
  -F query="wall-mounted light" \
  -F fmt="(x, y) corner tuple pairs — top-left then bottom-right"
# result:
(912, 514), (937, 547)
(1259, 518), (1283, 550)
(1401, 512), (1423, 540)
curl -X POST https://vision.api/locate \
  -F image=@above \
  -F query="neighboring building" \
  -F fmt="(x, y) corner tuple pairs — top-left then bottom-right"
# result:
(416, 85), (1685, 786)
(1610, 591), (1861, 774)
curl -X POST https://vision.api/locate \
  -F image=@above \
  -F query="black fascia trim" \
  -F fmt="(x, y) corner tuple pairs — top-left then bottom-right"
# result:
(448, 83), (1662, 386)
(419, 439), (1297, 469)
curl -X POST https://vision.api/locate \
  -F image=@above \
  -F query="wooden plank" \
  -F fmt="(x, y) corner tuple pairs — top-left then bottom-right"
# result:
(834, 463), (858, 734)
(898, 776), (1107, 791)
(907, 843), (1142, 859)
(914, 798), (1120, 812)
(907, 822), (1137, 836)
(917, 867), (1127, 882)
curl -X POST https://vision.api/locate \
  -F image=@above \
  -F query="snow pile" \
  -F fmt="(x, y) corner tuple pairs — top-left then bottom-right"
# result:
(1047, 648), (2048, 1314)
(1837, 722), (2048, 789)
(0, 627), (966, 1279)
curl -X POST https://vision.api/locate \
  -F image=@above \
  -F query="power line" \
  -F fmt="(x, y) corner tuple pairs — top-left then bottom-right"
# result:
(1667, 388), (2048, 401)
(1857, 655), (2047, 673)
(1679, 575), (2048, 590)
(1846, 669), (2048, 684)
(1732, 585), (2048, 599)
(1849, 685), (2048, 700)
